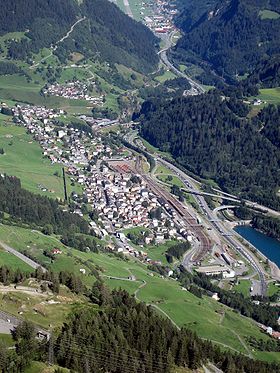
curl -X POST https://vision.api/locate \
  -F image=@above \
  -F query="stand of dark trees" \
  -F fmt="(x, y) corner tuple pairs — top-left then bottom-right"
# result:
(3, 284), (280, 373)
(0, 174), (89, 235)
(179, 268), (280, 331)
(172, 0), (280, 81)
(139, 92), (280, 209)
(246, 336), (280, 352)
(0, 61), (23, 75)
(166, 242), (190, 263)
(252, 215), (280, 241)
(61, 233), (99, 253)
(0, 0), (158, 73)
(243, 55), (280, 89)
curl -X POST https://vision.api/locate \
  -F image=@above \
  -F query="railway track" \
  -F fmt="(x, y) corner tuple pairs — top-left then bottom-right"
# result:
(139, 170), (212, 262)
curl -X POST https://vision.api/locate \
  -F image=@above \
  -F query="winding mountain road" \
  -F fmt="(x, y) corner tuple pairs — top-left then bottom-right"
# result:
(30, 17), (86, 69)
(158, 32), (205, 94)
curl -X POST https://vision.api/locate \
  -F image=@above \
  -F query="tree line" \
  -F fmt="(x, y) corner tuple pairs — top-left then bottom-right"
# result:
(252, 215), (280, 241)
(166, 242), (190, 263)
(1, 283), (280, 372)
(0, 174), (89, 236)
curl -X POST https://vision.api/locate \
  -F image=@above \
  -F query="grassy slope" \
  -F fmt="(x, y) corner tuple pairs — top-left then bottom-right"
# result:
(23, 362), (69, 373)
(0, 291), (86, 329)
(0, 247), (33, 272)
(259, 9), (280, 20)
(234, 279), (251, 297)
(258, 87), (280, 104)
(0, 224), (278, 361)
(0, 120), (82, 199)
(0, 75), (92, 115)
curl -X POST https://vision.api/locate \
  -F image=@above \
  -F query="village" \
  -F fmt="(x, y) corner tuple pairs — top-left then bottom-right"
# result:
(142, 0), (178, 34)
(43, 80), (105, 106)
(8, 102), (193, 266)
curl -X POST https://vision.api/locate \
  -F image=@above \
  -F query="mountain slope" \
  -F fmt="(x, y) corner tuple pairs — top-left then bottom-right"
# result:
(139, 92), (280, 209)
(0, 0), (158, 73)
(172, 0), (280, 79)
(244, 55), (280, 88)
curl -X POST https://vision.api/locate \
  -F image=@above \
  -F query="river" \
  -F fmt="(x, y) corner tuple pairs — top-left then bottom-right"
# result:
(235, 226), (280, 267)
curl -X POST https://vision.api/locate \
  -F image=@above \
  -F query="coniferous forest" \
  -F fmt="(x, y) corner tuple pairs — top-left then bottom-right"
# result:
(0, 0), (158, 73)
(172, 0), (280, 80)
(139, 92), (280, 209)
(1, 285), (280, 373)
(0, 175), (89, 235)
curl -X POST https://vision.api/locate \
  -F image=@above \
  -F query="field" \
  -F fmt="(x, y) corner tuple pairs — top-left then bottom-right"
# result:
(0, 121), (82, 199)
(0, 224), (101, 287)
(0, 75), (92, 115)
(259, 9), (280, 20)
(234, 279), (251, 297)
(142, 241), (176, 265)
(258, 87), (280, 104)
(0, 225), (278, 361)
(115, 0), (153, 21)
(155, 69), (177, 83)
(267, 282), (280, 297)
(0, 290), (86, 329)
(0, 247), (33, 272)
(157, 174), (185, 188)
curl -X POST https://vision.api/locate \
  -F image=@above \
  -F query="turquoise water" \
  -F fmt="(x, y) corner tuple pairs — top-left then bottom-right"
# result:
(235, 226), (280, 267)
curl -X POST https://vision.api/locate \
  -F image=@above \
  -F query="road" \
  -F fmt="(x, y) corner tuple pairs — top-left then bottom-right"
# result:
(0, 310), (50, 338)
(158, 32), (205, 95)
(0, 240), (47, 273)
(30, 17), (86, 69)
(123, 0), (133, 18)
(125, 132), (269, 294)
(157, 157), (267, 295)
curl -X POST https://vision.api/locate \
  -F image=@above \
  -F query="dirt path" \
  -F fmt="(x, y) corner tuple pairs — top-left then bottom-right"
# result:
(134, 280), (147, 301)
(123, 0), (133, 18)
(231, 330), (253, 358)
(0, 285), (49, 297)
(30, 17), (86, 69)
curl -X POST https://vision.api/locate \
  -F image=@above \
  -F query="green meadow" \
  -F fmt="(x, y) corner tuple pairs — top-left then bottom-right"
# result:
(234, 279), (251, 297)
(0, 75), (92, 114)
(259, 9), (280, 20)
(0, 247), (33, 272)
(258, 87), (280, 104)
(0, 121), (82, 199)
(0, 223), (277, 361)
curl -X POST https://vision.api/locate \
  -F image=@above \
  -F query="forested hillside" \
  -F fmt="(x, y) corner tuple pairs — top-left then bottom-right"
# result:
(0, 0), (158, 73)
(0, 174), (89, 235)
(175, 0), (218, 32)
(172, 0), (280, 80)
(244, 55), (280, 88)
(139, 92), (280, 208)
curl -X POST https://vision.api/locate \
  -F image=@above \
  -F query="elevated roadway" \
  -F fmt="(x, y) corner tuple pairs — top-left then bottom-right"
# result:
(157, 157), (267, 295)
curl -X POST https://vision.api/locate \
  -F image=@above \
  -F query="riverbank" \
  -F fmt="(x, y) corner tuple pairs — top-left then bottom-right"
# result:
(235, 226), (280, 280)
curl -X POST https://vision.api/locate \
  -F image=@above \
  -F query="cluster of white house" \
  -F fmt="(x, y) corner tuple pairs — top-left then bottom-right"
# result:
(12, 104), (185, 246)
(13, 104), (64, 122)
(43, 81), (104, 105)
(82, 171), (183, 241)
(143, 0), (177, 34)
